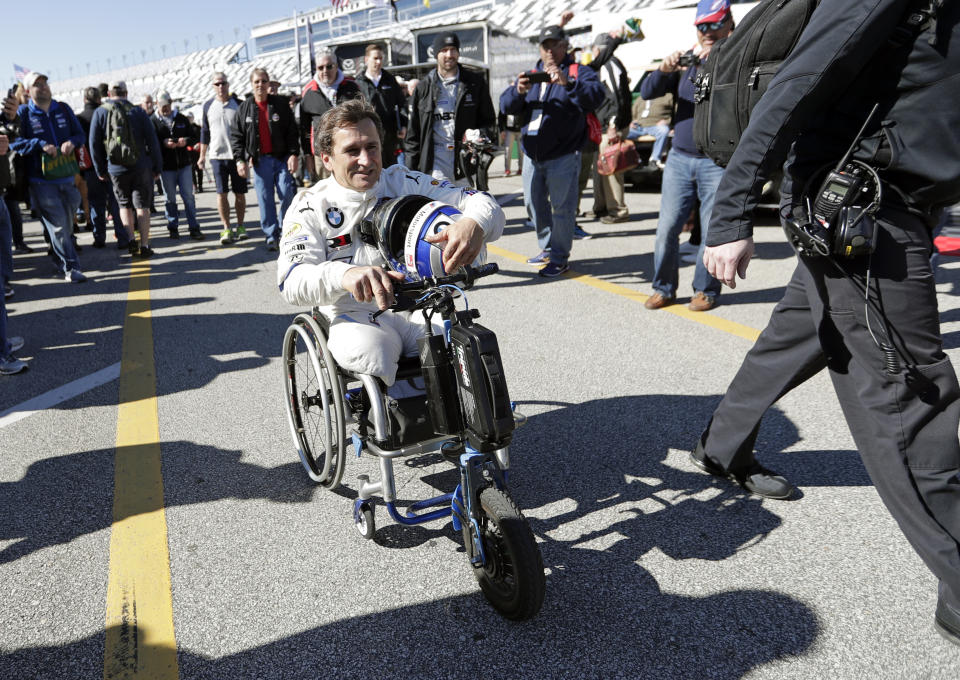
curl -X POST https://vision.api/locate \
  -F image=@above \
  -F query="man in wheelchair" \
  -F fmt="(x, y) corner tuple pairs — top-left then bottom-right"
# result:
(276, 99), (505, 385)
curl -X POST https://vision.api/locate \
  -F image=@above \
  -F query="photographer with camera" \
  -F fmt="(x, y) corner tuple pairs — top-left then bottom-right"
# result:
(691, 0), (960, 646)
(638, 0), (733, 312)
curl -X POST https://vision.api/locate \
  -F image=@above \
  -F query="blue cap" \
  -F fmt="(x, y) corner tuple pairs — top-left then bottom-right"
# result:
(695, 0), (730, 24)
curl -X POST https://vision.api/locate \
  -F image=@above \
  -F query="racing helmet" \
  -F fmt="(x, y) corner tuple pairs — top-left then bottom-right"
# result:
(368, 194), (472, 280)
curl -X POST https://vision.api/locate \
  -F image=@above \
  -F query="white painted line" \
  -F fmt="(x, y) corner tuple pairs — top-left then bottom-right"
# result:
(0, 362), (122, 429)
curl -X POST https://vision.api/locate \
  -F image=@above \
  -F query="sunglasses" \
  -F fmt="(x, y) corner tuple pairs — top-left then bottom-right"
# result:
(213, 81), (227, 86)
(696, 19), (728, 33)
(318, 64), (336, 71)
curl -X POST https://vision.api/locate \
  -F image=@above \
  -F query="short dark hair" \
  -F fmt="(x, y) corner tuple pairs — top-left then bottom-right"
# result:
(84, 87), (101, 104)
(98, 83), (109, 98)
(365, 44), (384, 57)
(315, 98), (384, 156)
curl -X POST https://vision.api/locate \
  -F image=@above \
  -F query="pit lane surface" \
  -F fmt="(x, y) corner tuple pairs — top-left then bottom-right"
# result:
(2, 173), (959, 679)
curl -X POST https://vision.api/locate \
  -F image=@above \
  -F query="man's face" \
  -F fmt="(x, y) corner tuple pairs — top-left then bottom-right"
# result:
(696, 13), (734, 53)
(539, 39), (566, 67)
(321, 118), (382, 192)
(213, 77), (229, 98)
(367, 50), (384, 73)
(251, 73), (270, 101)
(159, 102), (172, 117)
(30, 77), (51, 105)
(436, 46), (459, 73)
(317, 58), (337, 85)
(141, 95), (154, 114)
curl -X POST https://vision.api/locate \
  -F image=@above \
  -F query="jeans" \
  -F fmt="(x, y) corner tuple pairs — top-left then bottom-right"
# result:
(652, 150), (723, 298)
(160, 165), (200, 233)
(0, 199), (9, 356)
(84, 169), (126, 245)
(252, 155), (297, 242)
(523, 151), (580, 266)
(29, 181), (82, 273)
(628, 123), (670, 163)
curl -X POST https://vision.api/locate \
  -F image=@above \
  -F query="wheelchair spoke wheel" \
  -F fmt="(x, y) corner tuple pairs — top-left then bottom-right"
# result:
(282, 315), (346, 488)
(473, 487), (545, 621)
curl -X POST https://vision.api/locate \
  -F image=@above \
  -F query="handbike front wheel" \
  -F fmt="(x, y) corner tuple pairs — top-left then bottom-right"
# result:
(282, 315), (346, 488)
(473, 487), (545, 621)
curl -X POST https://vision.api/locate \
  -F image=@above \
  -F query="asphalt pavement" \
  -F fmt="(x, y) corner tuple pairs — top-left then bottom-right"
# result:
(2, 170), (960, 679)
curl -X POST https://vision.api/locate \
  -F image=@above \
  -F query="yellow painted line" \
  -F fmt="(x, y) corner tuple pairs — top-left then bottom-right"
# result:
(487, 244), (762, 342)
(104, 261), (179, 680)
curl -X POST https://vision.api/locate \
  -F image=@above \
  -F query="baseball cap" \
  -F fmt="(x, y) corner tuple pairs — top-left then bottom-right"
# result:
(109, 79), (127, 92)
(156, 91), (172, 106)
(23, 72), (47, 89)
(538, 25), (566, 44)
(695, 0), (731, 24)
(593, 32), (615, 48)
(432, 31), (460, 55)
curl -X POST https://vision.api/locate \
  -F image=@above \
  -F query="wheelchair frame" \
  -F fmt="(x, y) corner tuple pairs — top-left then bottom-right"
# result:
(281, 268), (544, 620)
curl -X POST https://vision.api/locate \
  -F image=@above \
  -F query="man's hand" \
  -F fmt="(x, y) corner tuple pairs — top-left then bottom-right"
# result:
(287, 154), (298, 175)
(660, 51), (684, 73)
(42, 143), (58, 157)
(2, 96), (18, 121)
(606, 125), (621, 144)
(237, 160), (248, 179)
(545, 62), (568, 87)
(60, 140), (75, 156)
(703, 237), (755, 289)
(424, 217), (484, 273)
(0, 135), (8, 156)
(516, 72), (532, 95)
(197, 156), (205, 170)
(177, 137), (187, 147)
(341, 266), (406, 310)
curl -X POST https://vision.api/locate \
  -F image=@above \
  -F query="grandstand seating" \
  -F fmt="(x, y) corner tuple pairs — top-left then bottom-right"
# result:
(50, 0), (692, 114)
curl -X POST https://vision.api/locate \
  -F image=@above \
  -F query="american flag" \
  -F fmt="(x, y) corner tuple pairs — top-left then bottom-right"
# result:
(331, 0), (349, 9)
(13, 64), (30, 82)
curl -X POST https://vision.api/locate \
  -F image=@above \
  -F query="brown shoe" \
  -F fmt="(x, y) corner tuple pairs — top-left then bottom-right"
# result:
(600, 213), (630, 224)
(688, 292), (716, 312)
(644, 292), (675, 310)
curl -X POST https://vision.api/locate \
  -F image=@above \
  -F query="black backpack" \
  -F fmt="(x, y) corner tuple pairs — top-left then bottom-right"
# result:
(693, 0), (819, 167)
(102, 101), (141, 168)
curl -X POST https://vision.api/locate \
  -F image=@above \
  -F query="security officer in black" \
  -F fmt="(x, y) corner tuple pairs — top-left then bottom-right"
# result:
(403, 30), (497, 184)
(691, 0), (960, 646)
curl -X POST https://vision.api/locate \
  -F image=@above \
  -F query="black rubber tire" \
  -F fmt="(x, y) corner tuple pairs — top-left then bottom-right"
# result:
(356, 503), (375, 540)
(473, 487), (545, 620)
(282, 316), (346, 489)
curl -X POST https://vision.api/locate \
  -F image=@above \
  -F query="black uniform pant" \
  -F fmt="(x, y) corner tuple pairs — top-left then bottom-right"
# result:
(701, 205), (960, 605)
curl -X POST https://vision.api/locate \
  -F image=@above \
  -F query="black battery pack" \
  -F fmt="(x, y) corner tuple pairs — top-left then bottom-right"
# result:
(449, 320), (514, 447)
(417, 334), (464, 435)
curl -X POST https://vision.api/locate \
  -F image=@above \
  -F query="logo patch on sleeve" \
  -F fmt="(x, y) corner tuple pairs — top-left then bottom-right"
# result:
(325, 207), (344, 227)
(326, 234), (353, 249)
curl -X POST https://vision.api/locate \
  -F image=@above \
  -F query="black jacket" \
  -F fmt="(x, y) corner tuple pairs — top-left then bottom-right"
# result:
(708, 0), (960, 246)
(355, 70), (407, 134)
(231, 94), (299, 164)
(299, 77), (362, 156)
(0, 112), (18, 191)
(403, 68), (496, 180)
(151, 111), (198, 170)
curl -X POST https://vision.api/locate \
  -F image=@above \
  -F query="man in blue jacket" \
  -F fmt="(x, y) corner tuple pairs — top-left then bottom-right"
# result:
(89, 80), (163, 258)
(11, 72), (87, 282)
(694, 0), (960, 646)
(639, 0), (731, 312)
(500, 25), (604, 278)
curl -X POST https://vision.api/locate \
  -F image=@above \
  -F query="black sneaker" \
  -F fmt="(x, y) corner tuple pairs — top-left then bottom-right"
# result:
(128, 240), (140, 256)
(690, 440), (794, 500)
(936, 595), (960, 647)
(92, 240), (106, 249)
(168, 230), (180, 240)
(538, 262), (570, 278)
(189, 230), (206, 241)
(138, 245), (154, 259)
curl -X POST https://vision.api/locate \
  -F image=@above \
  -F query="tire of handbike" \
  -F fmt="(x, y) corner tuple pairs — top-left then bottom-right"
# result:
(473, 486), (545, 621)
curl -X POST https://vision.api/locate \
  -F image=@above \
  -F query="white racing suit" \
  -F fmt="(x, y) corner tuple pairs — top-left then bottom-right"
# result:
(277, 164), (505, 384)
